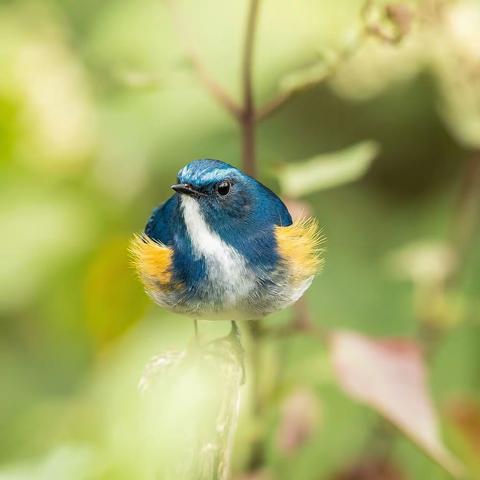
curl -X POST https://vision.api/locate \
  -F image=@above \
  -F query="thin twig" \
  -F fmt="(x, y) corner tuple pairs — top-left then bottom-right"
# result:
(242, 0), (260, 114)
(164, 0), (242, 119)
(240, 0), (261, 176)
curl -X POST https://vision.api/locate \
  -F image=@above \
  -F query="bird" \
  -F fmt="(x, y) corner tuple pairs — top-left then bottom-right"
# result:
(130, 159), (324, 330)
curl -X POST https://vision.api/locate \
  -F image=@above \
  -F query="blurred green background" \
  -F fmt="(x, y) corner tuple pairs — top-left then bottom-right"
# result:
(1, 0), (480, 478)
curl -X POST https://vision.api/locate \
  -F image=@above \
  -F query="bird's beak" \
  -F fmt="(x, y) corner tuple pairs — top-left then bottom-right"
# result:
(171, 183), (205, 197)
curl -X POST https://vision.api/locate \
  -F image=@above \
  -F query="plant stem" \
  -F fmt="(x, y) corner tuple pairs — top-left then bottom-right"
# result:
(241, 118), (256, 177)
(240, 0), (260, 177)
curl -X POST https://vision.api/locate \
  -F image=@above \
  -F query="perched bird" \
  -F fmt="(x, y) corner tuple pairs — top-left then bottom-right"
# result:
(131, 159), (323, 324)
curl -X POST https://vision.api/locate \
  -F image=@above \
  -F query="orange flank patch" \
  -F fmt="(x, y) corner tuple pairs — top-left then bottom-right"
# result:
(129, 234), (173, 286)
(275, 217), (325, 284)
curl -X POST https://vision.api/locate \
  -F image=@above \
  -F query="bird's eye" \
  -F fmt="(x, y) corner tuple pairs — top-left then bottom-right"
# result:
(216, 181), (231, 196)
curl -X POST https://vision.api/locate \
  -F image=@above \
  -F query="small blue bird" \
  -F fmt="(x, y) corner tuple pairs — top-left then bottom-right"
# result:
(131, 159), (323, 324)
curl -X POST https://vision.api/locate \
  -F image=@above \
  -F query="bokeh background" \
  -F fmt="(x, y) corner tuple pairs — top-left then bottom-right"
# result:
(1, 0), (479, 478)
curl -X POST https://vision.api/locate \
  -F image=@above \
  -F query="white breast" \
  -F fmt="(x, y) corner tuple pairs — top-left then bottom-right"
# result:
(180, 196), (256, 308)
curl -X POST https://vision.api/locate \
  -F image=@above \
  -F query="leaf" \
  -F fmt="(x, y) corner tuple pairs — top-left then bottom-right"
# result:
(276, 141), (379, 198)
(330, 330), (463, 478)
(387, 241), (456, 286)
(434, 2), (480, 150)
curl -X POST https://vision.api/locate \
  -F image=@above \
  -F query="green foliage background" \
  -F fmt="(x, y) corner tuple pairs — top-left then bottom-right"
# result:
(0, 0), (479, 478)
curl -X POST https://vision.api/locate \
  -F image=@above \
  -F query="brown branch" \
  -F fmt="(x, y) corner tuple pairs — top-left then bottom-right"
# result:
(240, 0), (261, 177)
(164, 0), (242, 119)
(242, 0), (260, 115)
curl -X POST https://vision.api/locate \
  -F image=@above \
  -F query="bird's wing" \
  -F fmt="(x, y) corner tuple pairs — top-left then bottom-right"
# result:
(144, 195), (177, 245)
(257, 184), (293, 227)
(275, 201), (293, 227)
(274, 217), (325, 283)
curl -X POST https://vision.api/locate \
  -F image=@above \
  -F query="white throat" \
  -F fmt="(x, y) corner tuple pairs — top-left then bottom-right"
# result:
(180, 195), (255, 305)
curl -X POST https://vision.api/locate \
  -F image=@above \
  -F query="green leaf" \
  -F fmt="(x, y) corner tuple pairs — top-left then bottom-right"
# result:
(276, 141), (379, 198)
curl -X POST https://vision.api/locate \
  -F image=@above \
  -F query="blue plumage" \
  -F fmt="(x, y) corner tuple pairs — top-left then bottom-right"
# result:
(136, 158), (318, 320)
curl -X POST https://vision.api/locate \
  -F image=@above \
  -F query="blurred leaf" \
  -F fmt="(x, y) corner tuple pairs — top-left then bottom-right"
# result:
(276, 141), (379, 198)
(432, 2), (480, 150)
(276, 22), (368, 98)
(331, 27), (423, 101)
(330, 330), (463, 478)
(387, 241), (464, 328)
(436, 63), (480, 151)
(276, 388), (321, 456)
(387, 241), (456, 286)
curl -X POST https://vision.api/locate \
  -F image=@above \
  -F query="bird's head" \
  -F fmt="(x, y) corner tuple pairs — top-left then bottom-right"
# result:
(172, 159), (261, 227)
